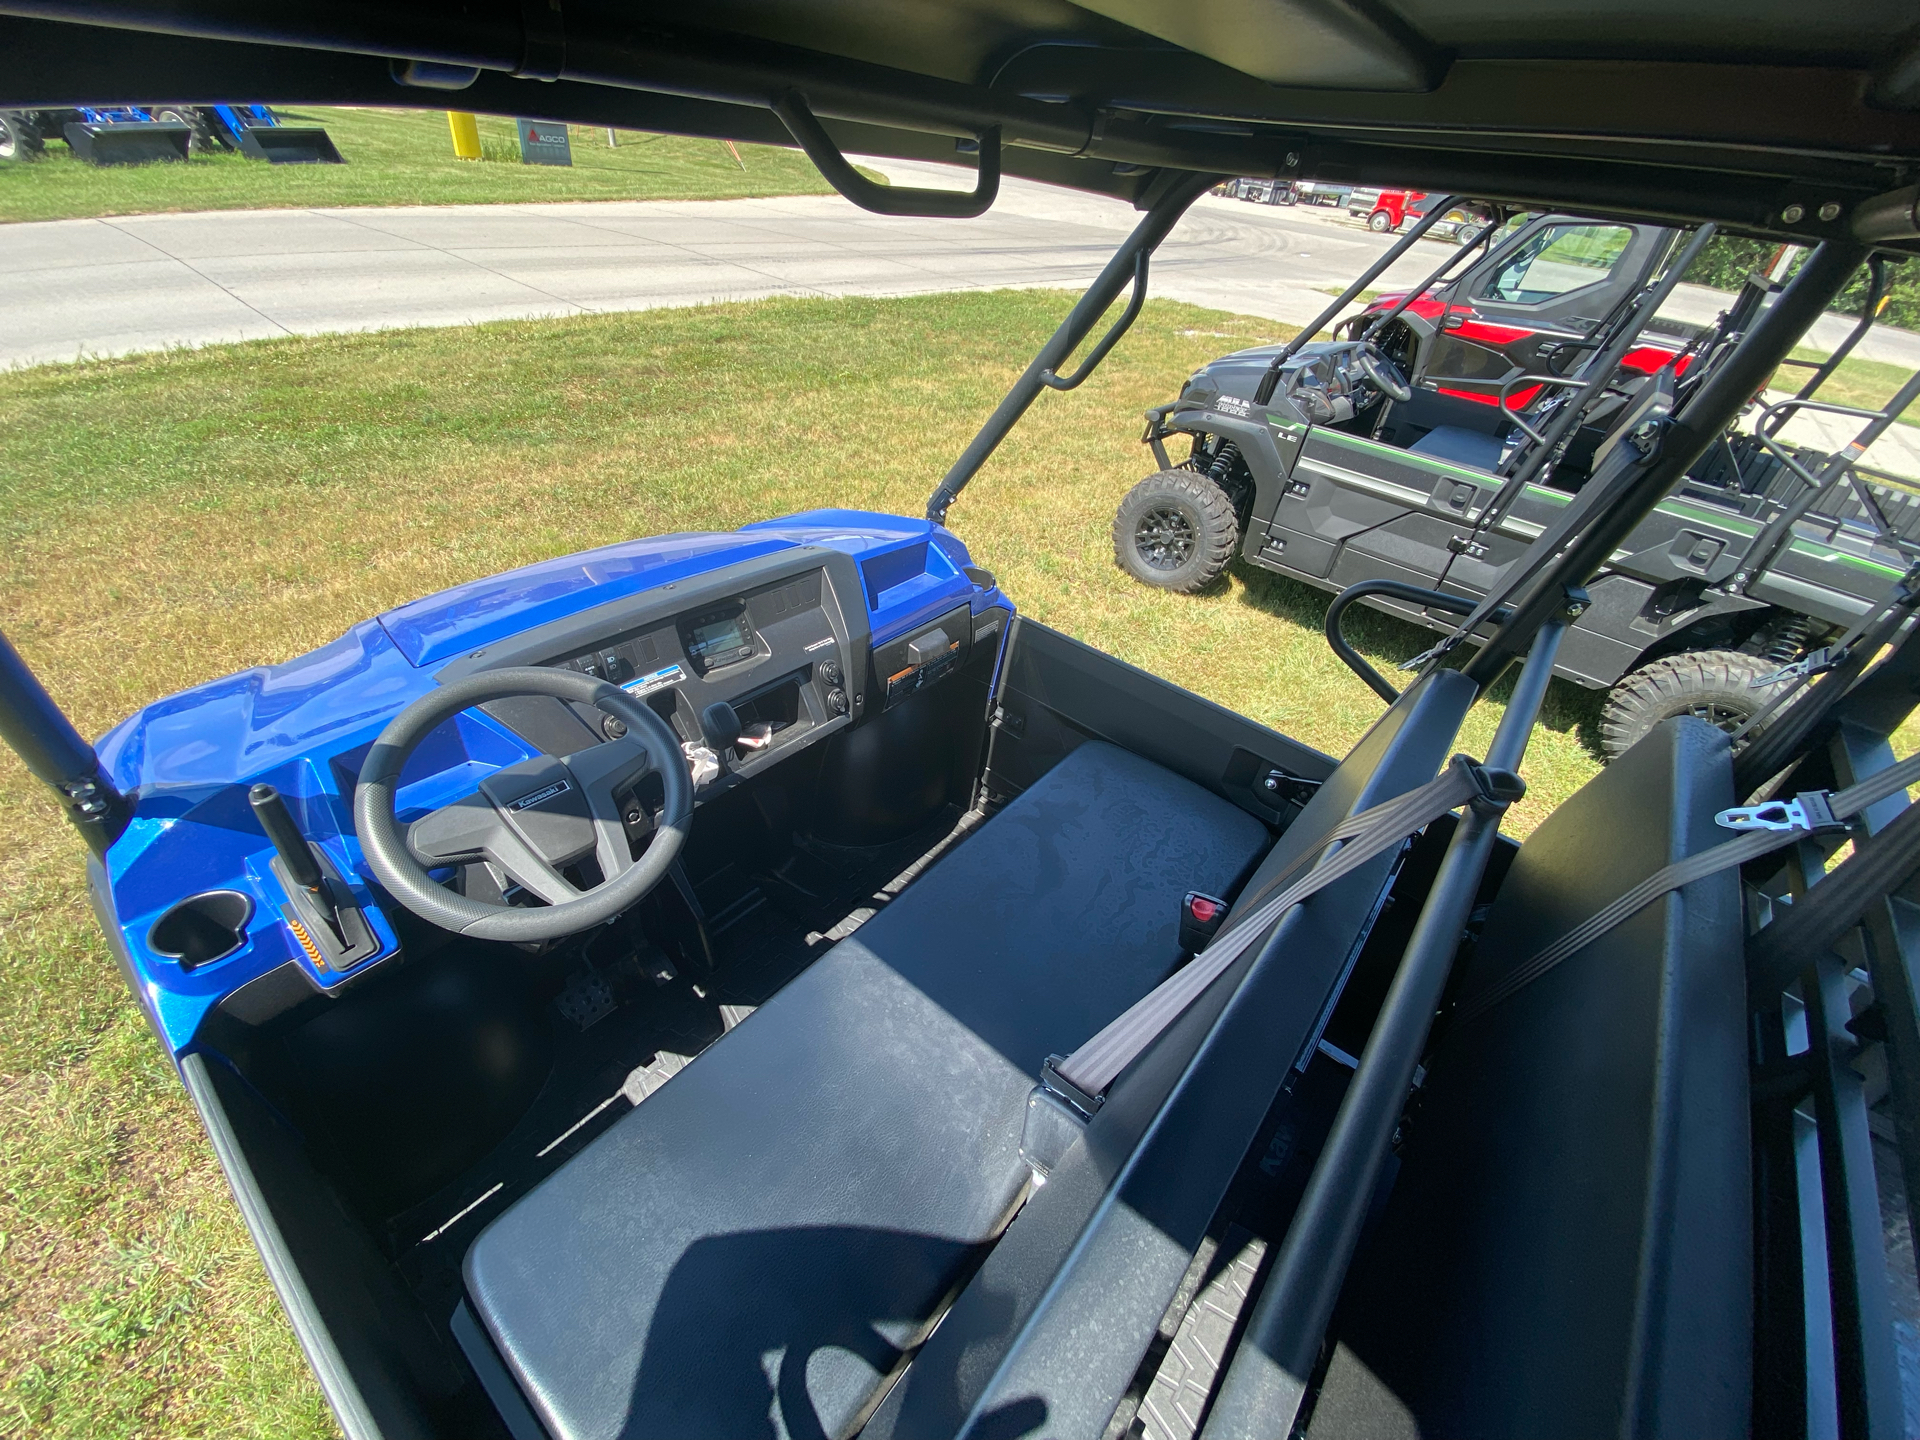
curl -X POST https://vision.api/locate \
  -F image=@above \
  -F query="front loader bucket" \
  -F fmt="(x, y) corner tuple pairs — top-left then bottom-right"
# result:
(237, 126), (344, 163)
(62, 121), (192, 165)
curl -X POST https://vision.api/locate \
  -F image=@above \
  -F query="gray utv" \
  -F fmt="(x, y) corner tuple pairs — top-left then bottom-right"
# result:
(1119, 214), (1919, 756)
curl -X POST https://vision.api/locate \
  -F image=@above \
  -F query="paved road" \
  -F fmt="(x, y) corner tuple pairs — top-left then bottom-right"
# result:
(0, 163), (1423, 369)
(6, 158), (1917, 373)
(3, 155), (1915, 474)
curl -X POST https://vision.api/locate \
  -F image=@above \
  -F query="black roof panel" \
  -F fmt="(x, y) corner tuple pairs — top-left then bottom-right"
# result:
(1, 1), (1914, 238)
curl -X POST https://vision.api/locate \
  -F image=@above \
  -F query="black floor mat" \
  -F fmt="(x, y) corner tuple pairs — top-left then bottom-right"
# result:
(700, 801), (982, 1005)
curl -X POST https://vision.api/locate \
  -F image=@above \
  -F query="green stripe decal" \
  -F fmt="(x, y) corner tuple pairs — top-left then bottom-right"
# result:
(1289, 427), (1906, 579)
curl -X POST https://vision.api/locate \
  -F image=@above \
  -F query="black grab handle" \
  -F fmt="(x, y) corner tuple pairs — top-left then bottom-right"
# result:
(772, 92), (999, 218)
(1041, 252), (1148, 391)
(1324, 580), (1490, 703)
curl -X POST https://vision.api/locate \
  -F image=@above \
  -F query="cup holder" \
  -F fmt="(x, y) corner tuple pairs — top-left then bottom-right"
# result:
(148, 890), (254, 969)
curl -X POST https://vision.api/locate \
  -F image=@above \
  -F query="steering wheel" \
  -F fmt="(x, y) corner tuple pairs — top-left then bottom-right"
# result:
(1352, 341), (1413, 402)
(354, 667), (694, 942)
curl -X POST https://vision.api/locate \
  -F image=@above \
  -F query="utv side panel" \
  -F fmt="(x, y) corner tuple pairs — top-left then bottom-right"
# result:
(181, 1054), (459, 1440)
(985, 616), (1333, 819)
(1177, 390), (1910, 690)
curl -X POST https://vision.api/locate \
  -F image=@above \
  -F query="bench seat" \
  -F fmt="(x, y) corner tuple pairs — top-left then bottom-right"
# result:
(460, 739), (1270, 1440)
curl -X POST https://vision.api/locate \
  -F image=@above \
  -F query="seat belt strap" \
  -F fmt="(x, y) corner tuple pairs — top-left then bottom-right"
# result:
(1046, 754), (1524, 1109)
(1453, 749), (1920, 1027)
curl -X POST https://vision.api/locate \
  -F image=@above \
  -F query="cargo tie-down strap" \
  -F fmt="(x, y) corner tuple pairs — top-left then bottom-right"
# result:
(1451, 747), (1920, 1028)
(1041, 755), (1524, 1116)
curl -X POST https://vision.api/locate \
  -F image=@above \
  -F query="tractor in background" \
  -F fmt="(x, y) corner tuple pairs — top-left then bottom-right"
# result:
(0, 104), (342, 164)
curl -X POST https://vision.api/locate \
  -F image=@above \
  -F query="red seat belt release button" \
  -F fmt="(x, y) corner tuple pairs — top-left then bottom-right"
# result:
(1180, 891), (1229, 953)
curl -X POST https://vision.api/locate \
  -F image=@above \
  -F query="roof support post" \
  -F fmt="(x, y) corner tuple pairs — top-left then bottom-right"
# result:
(925, 170), (1218, 524)
(0, 628), (127, 856)
(1199, 615), (1569, 1440)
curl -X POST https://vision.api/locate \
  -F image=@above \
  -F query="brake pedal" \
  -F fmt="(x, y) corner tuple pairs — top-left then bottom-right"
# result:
(556, 966), (616, 1030)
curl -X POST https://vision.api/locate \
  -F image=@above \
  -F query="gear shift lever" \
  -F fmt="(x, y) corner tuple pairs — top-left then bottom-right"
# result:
(700, 701), (742, 753)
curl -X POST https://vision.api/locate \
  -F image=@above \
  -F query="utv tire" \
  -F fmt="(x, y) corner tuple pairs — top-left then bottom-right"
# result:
(1367, 209), (1394, 232)
(0, 111), (42, 162)
(1600, 649), (1788, 761)
(1114, 470), (1239, 594)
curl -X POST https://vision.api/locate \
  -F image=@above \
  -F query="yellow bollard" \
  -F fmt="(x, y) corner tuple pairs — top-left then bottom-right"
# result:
(448, 112), (481, 161)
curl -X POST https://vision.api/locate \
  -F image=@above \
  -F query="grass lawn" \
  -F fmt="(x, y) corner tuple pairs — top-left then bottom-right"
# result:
(0, 107), (849, 224)
(0, 288), (1889, 1433)
(1772, 346), (1920, 429)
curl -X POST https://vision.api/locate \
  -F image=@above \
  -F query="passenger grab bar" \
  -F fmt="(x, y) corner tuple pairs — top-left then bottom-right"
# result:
(927, 171), (1218, 522)
(1496, 371), (1584, 445)
(1324, 580), (1502, 703)
(772, 91), (999, 218)
(1041, 251), (1148, 390)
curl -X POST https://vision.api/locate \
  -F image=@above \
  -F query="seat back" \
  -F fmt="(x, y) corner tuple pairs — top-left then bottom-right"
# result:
(1310, 717), (1750, 1439)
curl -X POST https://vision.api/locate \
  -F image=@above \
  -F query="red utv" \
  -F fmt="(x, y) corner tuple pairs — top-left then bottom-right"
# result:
(1347, 215), (1690, 437)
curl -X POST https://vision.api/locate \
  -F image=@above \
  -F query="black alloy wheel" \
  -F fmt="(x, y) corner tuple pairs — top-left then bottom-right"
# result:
(1113, 469), (1240, 593)
(1138, 506), (1196, 568)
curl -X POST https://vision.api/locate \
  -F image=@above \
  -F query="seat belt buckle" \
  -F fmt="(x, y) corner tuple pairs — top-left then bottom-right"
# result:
(1180, 891), (1229, 953)
(1021, 1085), (1087, 1182)
(1039, 1053), (1102, 1121)
(1028, 1055), (1102, 1181)
(1715, 790), (1849, 836)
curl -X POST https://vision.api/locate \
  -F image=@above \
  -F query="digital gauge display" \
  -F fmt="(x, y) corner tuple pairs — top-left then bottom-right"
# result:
(686, 611), (754, 669)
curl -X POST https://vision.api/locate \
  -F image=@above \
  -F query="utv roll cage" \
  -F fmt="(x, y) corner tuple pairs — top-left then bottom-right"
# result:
(4, 5), (1920, 1439)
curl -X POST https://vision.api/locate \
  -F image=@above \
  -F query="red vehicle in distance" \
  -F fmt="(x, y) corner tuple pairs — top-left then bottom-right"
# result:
(1347, 187), (1423, 231)
(1347, 189), (1496, 243)
(1349, 216), (1692, 418)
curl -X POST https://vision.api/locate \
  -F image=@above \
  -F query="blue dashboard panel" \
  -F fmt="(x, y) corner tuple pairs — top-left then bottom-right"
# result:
(87, 512), (1007, 1060)
(738, 510), (993, 644)
(378, 531), (796, 668)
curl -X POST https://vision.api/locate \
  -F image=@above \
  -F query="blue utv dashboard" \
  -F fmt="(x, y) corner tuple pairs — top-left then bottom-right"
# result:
(91, 510), (1012, 1057)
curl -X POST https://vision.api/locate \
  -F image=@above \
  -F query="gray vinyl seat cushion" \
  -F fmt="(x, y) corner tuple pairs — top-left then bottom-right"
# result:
(1408, 424), (1507, 471)
(460, 739), (1271, 1440)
